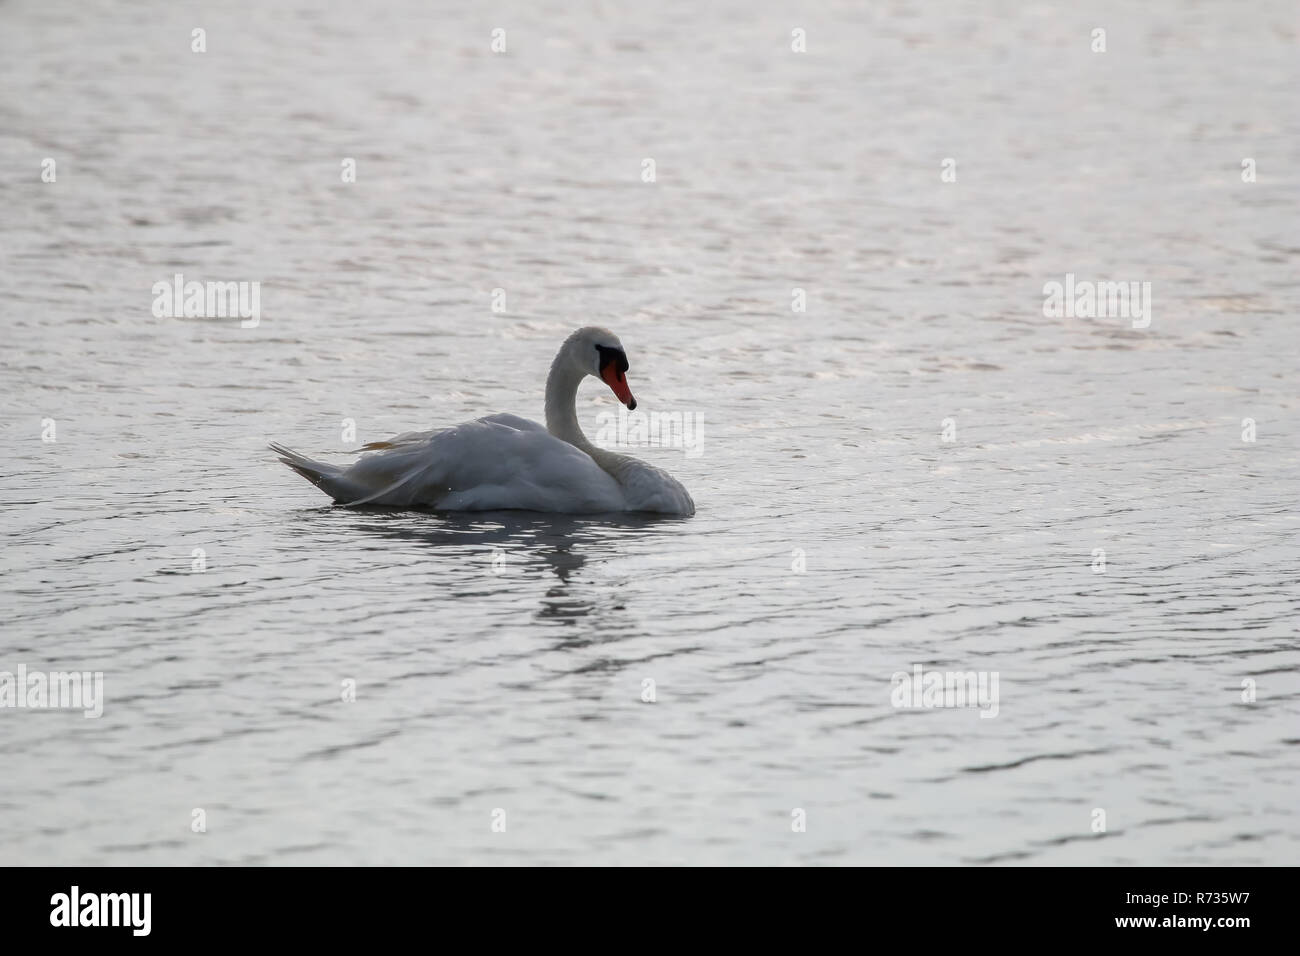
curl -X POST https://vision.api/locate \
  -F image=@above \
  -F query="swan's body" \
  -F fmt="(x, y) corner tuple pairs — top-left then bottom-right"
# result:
(270, 328), (694, 515)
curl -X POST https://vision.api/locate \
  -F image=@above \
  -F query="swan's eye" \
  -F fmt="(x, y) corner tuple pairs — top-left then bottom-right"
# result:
(594, 344), (628, 375)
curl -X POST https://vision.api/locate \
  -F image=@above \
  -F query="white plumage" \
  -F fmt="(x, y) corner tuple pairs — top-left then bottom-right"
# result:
(269, 328), (695, 516)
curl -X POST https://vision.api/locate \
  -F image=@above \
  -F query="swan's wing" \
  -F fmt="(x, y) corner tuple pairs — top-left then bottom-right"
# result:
(358, 429), (439, 452)
(358, 414), (544, 452)
(331, 415), (624, 511)
(477, 413), (548, 433)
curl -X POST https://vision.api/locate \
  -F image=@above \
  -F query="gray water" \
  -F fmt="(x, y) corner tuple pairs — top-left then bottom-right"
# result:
(2, 0), (1298, 865)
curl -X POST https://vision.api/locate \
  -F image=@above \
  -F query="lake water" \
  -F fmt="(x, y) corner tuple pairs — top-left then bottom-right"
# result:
(2, 0), (1297, 865)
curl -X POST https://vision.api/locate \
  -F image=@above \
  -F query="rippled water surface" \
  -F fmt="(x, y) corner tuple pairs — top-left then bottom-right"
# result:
(2, 1), (1298, 865)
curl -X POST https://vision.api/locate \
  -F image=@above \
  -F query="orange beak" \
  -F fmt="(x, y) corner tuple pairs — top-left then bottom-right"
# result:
(600, 363), (636, 410)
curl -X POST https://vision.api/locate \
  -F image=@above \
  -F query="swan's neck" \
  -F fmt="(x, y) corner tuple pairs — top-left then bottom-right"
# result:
(545, 354), (626, 473)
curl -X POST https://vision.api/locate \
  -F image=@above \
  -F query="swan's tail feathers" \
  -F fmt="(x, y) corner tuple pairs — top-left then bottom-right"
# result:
(268, 441), (359, 503)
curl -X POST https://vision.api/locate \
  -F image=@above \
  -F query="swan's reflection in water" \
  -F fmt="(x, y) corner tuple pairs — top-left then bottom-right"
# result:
(310, 507), (690, 633)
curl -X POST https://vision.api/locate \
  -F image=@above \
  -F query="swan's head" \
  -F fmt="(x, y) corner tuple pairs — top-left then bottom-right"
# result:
(567, 326), (636, 410)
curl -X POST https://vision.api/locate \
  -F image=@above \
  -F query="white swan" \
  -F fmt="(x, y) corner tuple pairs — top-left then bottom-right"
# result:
(269, 327), (695, 515)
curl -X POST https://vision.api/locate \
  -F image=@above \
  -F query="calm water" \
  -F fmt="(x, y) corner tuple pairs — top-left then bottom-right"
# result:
(2, 0), (1298, 865)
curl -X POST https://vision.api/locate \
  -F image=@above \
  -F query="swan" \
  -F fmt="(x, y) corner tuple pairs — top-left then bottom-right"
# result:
(269, 327), (695, 515)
